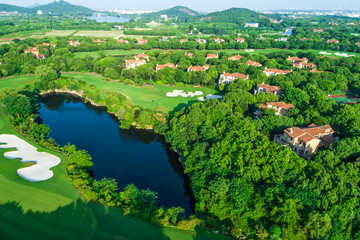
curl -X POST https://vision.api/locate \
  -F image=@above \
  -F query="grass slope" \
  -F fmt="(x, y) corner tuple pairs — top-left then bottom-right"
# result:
(62, 73), (217, 113)
(0, 76), (229, 240)
(0, 75), (37, 90)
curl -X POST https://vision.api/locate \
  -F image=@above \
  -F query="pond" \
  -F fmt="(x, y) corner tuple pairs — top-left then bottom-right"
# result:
(39, 93), (194, 214)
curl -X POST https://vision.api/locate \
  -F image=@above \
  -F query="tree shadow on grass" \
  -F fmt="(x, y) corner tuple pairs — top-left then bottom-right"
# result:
(168, 100), (198, 116)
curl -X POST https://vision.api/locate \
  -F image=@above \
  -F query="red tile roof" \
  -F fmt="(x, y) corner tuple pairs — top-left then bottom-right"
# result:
(206, 54), (218, 59)
(257, 83), (283, 94)
(156, 63), (176, 71)
(221, 72), (249, 80)
(246, 60), (262, 67)
(228, 55), (243, 61)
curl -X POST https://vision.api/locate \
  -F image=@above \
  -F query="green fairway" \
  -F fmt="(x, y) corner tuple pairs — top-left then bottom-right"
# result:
(74, 47), (360, 58)
(62, 73), (218, 113)
(0, 75), (37, 90)
(331, 96), (358, 104)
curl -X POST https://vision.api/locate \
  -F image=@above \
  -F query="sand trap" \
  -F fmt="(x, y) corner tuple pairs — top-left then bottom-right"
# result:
(166, 90), (203, 98)
(198, 94), (223, 101)
(0, 134), (60, 182)
(245, 49), (255, 52)
(320, 51), (332, 55)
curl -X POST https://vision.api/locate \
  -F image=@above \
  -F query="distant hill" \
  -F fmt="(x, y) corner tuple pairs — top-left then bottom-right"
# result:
(0, 3), (30, 13)
(35, 0), (94, 15)
(145, 6), (200, 19)
(26, 3), (41, 8)
(0, 0), (94, 16)
(200, 8), (271, 25)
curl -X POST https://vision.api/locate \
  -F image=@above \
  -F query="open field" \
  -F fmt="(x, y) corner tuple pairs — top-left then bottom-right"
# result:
(0, 75), (37, 90)
(0, 76), (229, 240)
(62, 73), (217, 113)
(44, 30), (76, 37)
(74, 48), (360, 58)
(73, 30), (123, 38)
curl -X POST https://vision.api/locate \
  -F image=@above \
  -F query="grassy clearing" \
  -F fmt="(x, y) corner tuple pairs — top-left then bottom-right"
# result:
(0, 75), (37, 90)
(0, 76), (229, 240)
(62, 73), (217, 113)
(74, 49), (146, 57)
(44, 30), (77, 37)
(331, 96), (358, 104)
(73, 30), (123, 38)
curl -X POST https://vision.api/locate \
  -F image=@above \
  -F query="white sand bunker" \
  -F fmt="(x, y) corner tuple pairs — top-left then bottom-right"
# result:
(0, 134), (60, 182)
(245, 49), (255, 52)
(198, 94), (223, 101)
(166, 90), (203, 98)
(320, 51), (332, 55)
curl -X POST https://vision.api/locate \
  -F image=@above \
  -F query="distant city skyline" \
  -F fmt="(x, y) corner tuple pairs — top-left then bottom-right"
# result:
(1, 0), (359, 11)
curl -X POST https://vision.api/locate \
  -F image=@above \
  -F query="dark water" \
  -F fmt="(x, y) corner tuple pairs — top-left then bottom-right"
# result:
(39, 93), (193, 214)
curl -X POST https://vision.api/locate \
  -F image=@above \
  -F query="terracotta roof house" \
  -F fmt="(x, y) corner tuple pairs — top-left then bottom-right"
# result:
(135, 53), (149, 61)
(195, 38), (207, 44)
(92, 39), (105, 43)
(180, 39), (188, 43)
(287, 56), (308, 63)
(187, 65), (210, 72)
(42, 42), (56, 47)
(254, 82), (283, 99)
(275, 124), (337, 158)
(263, 68), (291, 77)
(246, 60), (262, 67)
(235, 38), (245, 43)
(69, 41), (80, 46)
(117, 39), (129, 43)
(308, 69), (323, 73)
(214, 38), (225, 44)
(184, 52), (193, 58)
(293, 62), (317, 69)
(125, 59), (146, 70)
(155, 63), (177, 72)
(206, 54), (219, 60)
(218, 72), (249, 85)
(137, 39), (148, 45)
(327, 39), (340, 44)
(355, 42), (360, 46)
(258, 102), (294, 117)
(228, 55), (243, 61)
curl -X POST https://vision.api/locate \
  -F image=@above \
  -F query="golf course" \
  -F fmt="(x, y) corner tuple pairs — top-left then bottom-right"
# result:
(0, 76), (229, 240)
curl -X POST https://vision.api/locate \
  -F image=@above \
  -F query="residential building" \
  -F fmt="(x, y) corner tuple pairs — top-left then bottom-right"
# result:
(293, 62), (317, 69)
(69, 41), (80, 46)
(275, 37), (288, 42)
(214, 38), (225, 44)
(206, 54), (218, 60)
(180, 39), (188, 43)
(42, 42), (56, 47)
(263, 68), (291, 77)
(137, 39), (148, 45)
(187, 65), (209, 72)
(355, 42), (360, 46)
(274, 124), (337, 157)
(254, 82), (283, 99)
(195, 38), (206, 44)
(218, 72), (249, 85)
(327, 39), (340, 44)
(308, 69), (323, 73)
(258, 102), (294, 117)
(135, 53), (149, 61)
(92, 39), (105, 44)
(155, 63), (177, 72)
(245, 22), (259, 28)
(235, 38), (245, 43)
(184, 52), (193, 58)
(313, 29), (324, 33)
(228, 55), (243, 61)
(246, 60), (262, 67)
(287, 56), (308, 63)
(117, 39), (129, 44)
(125, 59), (146, 69)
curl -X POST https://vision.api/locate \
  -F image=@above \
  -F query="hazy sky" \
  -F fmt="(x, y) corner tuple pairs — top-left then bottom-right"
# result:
(3, 0), (360, 11)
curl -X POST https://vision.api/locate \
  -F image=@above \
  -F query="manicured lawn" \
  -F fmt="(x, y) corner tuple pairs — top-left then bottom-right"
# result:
(75, 49), (146, 57)
(63, 73), (218, 113)
(73, 30), (124, 38)
(0, 75), (37, 90)
(330, 96), (358, 104)
(0, 78), (229, 239)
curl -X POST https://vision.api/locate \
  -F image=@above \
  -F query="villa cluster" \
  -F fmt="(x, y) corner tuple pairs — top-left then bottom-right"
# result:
(24, 42), (56, 60)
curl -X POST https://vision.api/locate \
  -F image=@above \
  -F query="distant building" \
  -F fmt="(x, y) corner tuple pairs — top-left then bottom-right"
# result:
(184, 52), (193, 58)
(355, 42), (360, 46)
(187, 65), (209, 72)
(235, 38), (246, 43)
(218, 72), (249, 85)
(69, 41), (80, 46)
(117, 39), (129, 44)
(308, 69), (323, 73)
(254, 82), (283, 99)
(135, 53), (149, 61)
(125, 59), (146, 69)
(92, 39), (105, 44)
(159, 38), (169, 42)
(258, 102), (294, 117)
(24, 47), (46, 60)
(155, 63), (177, 72)
(214, 38), (225, 44)
(274, 124), (337, 158)
(313, 29), (324, 33)
(180, 39), (188, 43)
(327, 39), (340, 44)
(287, 56), (309, 63)
(263, 68), (291, 77)
(228, 55), (243, 61)
(275, 37), (288, 42)
(206, 54), (218, 60)
(245, 22), (259, 28)
(293, 62), (317, 69)
(42, 42), (56, 47)
(195, 38), (207, 44)
(246, 60), (262, 67)
(137, 39), (148, 45)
